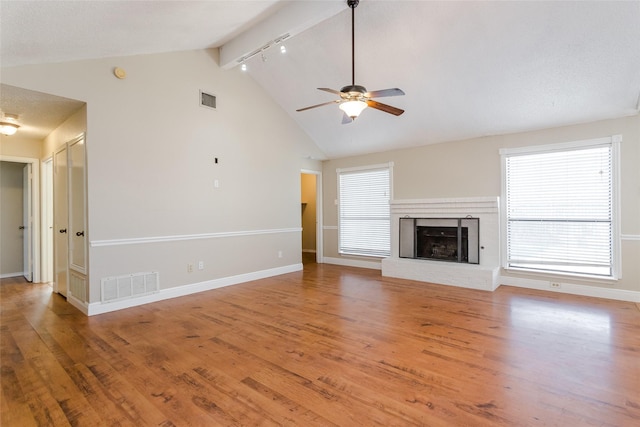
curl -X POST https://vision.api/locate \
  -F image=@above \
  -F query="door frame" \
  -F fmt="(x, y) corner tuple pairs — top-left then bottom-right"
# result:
(0, 155), (41, 283)
(301, 169), (323, 263)
(23, 163), (33, 281)
(41, 156), (54, 284)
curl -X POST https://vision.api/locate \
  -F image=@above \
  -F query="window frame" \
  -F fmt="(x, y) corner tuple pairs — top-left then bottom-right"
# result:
(500, 135), (621, 280)
(337, 162), (393, 258)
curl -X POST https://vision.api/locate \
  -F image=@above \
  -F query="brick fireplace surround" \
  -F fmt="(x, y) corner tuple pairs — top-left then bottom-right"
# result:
(381, 197), (501, 291)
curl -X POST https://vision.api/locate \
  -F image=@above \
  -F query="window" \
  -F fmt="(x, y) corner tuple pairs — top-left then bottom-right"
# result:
(501, 136), (620, 278)
(338, 163), (392, 257)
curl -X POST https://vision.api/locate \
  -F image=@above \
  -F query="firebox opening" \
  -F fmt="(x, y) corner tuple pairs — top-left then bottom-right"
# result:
(417, 226), (468, 262)
(399, 217), (479, 264)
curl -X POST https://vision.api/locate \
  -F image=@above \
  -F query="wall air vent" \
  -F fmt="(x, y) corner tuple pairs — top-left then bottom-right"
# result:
(200, 91), (217, 110)
(101, 271), (159, 303)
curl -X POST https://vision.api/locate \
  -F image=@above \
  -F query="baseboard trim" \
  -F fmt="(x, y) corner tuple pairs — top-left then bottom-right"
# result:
(87, 263), (303, 316)
(500, 276), (640, 302)
(0, 272), (24, 279)
(68, 294), (89, 315)
(322, 256), (381, 270)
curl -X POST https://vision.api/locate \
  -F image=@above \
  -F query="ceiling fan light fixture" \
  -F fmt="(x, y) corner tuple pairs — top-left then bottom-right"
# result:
(296, 0), (405, 120)
(0, 114), (20, 136)
(339, 100), (368, 119)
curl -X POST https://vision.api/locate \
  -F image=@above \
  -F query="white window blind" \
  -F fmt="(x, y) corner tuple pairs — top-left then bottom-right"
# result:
(338, 165), (391, 257)
(503, 139), (617, 277)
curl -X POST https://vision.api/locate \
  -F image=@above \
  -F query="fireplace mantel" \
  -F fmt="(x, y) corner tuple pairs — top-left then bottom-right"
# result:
(382, 197), (501, 291)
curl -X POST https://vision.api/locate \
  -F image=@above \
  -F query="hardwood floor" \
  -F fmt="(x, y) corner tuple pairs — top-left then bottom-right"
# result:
(1, 264), (639, 426)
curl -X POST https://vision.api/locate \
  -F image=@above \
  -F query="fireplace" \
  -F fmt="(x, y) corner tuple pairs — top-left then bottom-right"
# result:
(399, 217), (479, 264)
(382, 198), (499, 291)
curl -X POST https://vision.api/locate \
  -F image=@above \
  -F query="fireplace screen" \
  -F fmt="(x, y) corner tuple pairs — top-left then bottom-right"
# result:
(400, 218), (479, 264)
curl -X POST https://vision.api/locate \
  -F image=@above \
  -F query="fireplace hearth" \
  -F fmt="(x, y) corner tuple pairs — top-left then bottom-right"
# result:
(400, 217), (479, 264)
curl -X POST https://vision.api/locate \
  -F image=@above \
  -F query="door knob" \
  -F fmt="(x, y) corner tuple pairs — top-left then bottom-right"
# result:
(18, 226), (25, 230)
(76, 231), (85, 237)
(59, 228), (67, 233)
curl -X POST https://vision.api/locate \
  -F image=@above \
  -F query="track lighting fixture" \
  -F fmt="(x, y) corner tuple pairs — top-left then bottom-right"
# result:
(236, 33), (290, 70)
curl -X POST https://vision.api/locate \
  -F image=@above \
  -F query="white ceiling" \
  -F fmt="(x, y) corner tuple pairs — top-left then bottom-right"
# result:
(2, 1), (639, 158)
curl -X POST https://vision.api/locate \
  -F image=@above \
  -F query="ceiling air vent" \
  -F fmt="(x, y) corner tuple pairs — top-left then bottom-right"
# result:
(200, 90), (216, 110)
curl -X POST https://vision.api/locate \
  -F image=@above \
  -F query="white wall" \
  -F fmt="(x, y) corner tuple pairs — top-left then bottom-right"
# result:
(322, 115), (640, 298)
(1, 49), (324, 307)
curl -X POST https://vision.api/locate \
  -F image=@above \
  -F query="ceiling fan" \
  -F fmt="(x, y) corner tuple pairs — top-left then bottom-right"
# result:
(296, 0), (405, 123)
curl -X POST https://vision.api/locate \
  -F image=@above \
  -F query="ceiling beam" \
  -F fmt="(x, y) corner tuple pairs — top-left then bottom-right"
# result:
(219, 1), (346, 70)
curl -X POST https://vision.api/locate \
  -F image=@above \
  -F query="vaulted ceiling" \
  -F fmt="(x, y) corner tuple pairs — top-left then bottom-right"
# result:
(2, 1), (639, 158)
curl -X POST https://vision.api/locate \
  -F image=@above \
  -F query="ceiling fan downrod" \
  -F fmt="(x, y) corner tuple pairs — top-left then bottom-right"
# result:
(348, 0), (359, 87)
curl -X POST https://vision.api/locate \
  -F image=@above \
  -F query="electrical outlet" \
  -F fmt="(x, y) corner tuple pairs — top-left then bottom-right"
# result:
(187, 263), (194, 273)
(550, 282), (561, 289)
(198, 261), (204, 270)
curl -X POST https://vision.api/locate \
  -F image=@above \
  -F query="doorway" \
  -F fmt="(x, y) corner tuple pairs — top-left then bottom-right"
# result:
(301, 170), (322, 264)
(0, 157), (40, 282)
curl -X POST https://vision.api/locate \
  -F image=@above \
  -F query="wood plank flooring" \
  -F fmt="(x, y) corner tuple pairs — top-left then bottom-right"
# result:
(1, 263), (639, 426)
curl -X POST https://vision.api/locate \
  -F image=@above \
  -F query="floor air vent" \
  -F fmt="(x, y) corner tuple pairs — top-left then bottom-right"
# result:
(101, 272), (159, 303)
(200, 91), (216, 109)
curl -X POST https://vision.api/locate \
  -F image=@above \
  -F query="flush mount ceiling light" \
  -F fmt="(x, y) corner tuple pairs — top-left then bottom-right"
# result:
(0, 113), (20, 136)
(296, 0), (405, 122)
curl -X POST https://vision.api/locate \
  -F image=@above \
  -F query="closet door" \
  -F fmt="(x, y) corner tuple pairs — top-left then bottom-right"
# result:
(53, 146), (68, 296)
(68, 137), (86, 274)
(22, 164), (33, 282)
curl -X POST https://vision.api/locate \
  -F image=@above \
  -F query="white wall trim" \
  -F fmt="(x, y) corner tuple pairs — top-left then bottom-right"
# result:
(86, 263), (302, 316)
(390, 197), (500, 215)
(322, 256), (381, 270)
(90, 227), (302, 247)
(500, 276), (640, 303)
(68, 294), (89, 315)
(621, 234), (640, 241)
(499, 135), (619, 156)
(0, 272), (24, 279)
(336, 162), (394, 174)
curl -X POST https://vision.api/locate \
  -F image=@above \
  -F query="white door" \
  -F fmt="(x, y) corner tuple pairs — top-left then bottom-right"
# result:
(42, 158), (54, 284)
(54, 146), (68, 296)
(68, 137), (86, 274)
(22, 164), (33, 282)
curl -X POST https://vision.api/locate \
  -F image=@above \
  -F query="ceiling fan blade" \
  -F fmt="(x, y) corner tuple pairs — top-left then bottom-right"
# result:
(366, 100), (405, 116)
(365, 88), (405, 98)
(296, 100), (339, 112)
(318, 88), (342, 95)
